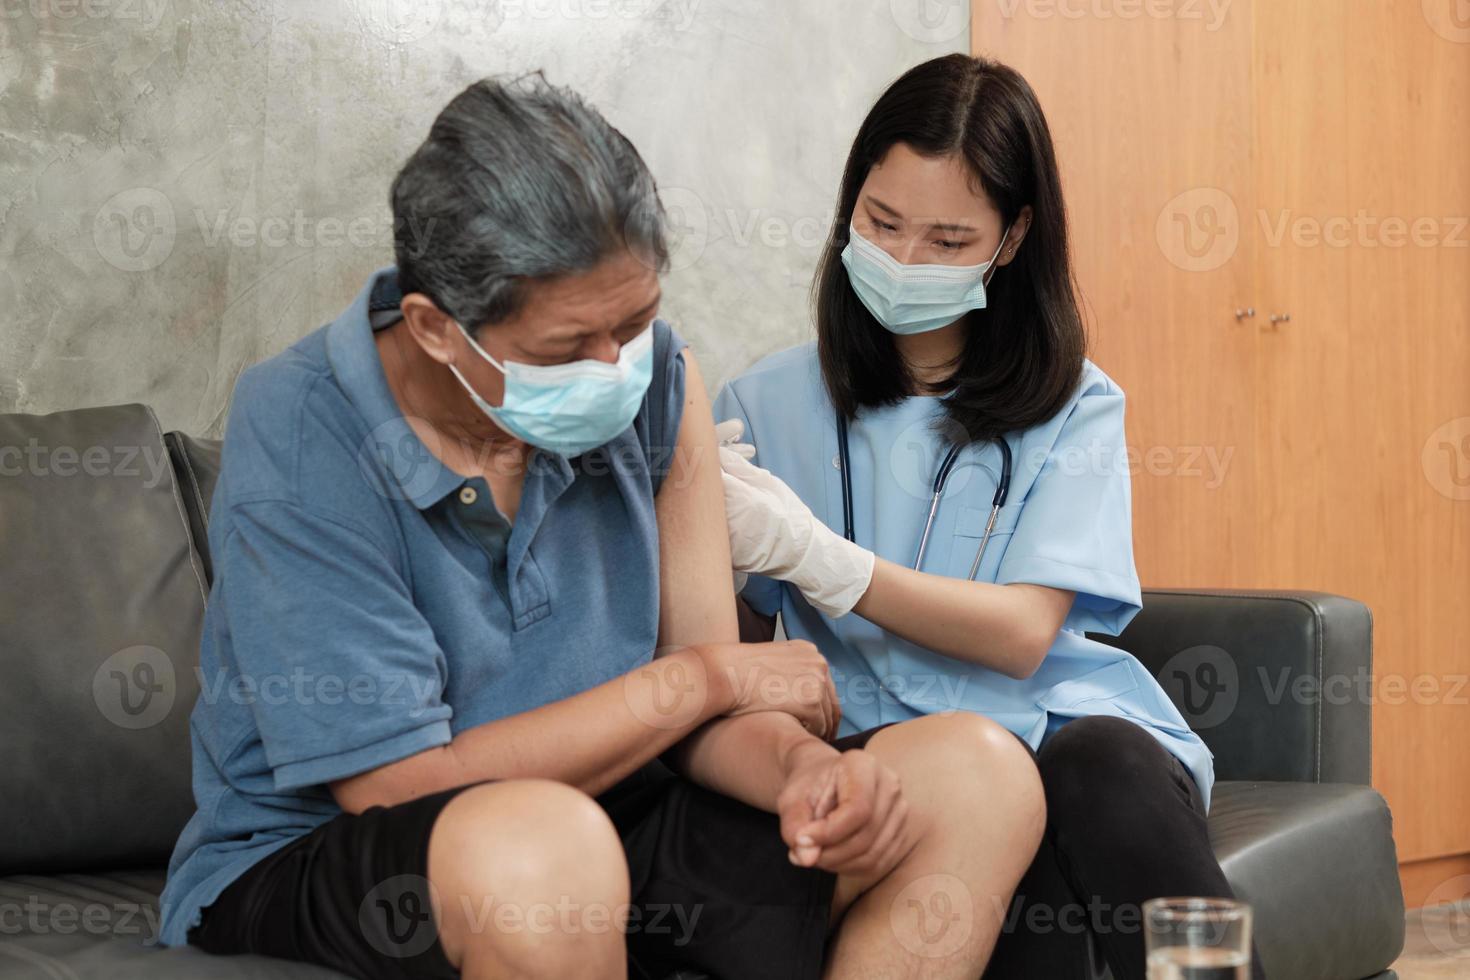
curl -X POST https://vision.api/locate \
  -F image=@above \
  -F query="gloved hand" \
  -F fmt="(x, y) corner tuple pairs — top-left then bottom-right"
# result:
(715, 419), (876, 618)
(714, 418), (755, 460)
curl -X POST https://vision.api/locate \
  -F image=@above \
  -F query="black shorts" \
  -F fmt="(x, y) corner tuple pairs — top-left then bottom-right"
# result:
(187, 727), (890, 980)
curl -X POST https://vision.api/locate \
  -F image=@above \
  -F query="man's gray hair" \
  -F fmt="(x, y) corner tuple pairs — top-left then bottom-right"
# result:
(391, 72), (668, 332)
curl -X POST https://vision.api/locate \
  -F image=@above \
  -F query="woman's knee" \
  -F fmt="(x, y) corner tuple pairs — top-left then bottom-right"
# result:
(427, 779), (629, 964)
(1038, 715), (1176, 832)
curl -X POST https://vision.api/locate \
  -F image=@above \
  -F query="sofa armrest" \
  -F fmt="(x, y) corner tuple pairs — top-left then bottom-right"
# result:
(1090, 589), (1373, 785)
(164, 431), (222, 587)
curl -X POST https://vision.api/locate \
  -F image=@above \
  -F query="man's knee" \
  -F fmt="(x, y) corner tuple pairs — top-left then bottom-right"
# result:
(427, 779), (629, 966)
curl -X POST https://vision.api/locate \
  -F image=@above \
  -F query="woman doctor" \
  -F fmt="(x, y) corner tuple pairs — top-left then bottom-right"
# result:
(712, 54), (1265, 980)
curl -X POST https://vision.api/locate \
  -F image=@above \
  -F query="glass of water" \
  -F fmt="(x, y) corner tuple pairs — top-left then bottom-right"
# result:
(1144, 897), (1252, 980)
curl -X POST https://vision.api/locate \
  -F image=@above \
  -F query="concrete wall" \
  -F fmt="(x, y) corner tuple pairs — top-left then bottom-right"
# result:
(0, 0), (967, 435)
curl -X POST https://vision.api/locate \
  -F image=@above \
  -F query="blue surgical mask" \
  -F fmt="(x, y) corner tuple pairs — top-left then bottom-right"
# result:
(446, 319), (655, 457)
(840, 221), (1012, 335)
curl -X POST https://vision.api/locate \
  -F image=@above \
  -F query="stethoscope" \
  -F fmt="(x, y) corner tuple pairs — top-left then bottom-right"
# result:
(836, 409), (1013, 581)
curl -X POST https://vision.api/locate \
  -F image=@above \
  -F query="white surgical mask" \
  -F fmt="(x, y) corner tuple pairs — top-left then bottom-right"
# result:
(446, 320), (655, 457)
(840, 221), (1012, 335)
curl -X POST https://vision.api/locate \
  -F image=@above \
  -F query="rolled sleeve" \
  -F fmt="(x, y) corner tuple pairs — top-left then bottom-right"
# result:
(997, 387), (1143, 635)
(641, 319), (689, 495)
(218, 499), (454, 791)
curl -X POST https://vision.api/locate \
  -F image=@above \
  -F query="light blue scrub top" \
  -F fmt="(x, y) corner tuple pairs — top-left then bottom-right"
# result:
(713, 343), (1215, 810)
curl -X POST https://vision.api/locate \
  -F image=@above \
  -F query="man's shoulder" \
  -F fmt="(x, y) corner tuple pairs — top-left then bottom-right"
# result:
(217, 328), (393, 522)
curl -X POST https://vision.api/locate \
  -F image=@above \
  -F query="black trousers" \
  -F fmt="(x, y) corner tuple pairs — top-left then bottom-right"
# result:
(982, 715), (1267, 980)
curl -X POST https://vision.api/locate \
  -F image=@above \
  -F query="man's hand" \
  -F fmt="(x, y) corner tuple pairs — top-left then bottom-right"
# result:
(777, 739), (911, 878)
(695, 639), (840, 740)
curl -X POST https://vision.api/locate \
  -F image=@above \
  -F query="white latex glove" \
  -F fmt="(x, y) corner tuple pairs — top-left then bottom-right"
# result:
(714, 418), (755, 459)
(715, 419), (875, 618)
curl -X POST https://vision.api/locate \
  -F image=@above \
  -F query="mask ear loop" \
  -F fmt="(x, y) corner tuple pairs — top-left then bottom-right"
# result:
(981, 221), (1014, 289)
(443, 319), (511, 422)
(453, 319), (509, 376)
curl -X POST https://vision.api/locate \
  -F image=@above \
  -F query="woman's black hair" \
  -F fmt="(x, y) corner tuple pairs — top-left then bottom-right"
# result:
(814, 54), (1086, 444)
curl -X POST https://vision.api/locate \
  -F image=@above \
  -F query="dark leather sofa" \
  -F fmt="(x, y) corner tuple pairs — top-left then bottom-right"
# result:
(0, 403), (1406, 979)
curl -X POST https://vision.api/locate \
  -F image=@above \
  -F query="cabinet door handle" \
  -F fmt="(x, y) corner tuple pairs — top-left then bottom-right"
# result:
(1234, 307), (1256, 320)
(1267, 312), (1292, 326)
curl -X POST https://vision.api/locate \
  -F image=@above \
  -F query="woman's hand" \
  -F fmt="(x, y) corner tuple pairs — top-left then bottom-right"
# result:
(715, 418), (875, 618)
(695, 639), (841, 740)
(777, 739), (911, 878)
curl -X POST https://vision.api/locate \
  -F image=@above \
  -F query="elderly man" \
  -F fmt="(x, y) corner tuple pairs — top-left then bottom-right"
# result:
(157, 74), (1044, 980)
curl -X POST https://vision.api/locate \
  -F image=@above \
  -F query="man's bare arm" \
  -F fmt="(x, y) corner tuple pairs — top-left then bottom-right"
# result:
(331, 646), (735, 813)
(655, 350), (840, 812)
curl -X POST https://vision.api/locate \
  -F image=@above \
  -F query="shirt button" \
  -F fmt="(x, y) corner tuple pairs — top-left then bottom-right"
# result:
(832, 454), (842, 469)
(459, 486), (478, 505)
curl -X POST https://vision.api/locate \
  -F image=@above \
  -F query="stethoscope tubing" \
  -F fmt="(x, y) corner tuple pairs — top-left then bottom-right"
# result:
(836, 410), (1013, 580)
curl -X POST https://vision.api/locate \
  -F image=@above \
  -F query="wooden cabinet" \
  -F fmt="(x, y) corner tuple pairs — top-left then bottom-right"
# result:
(971, 0), (1470, 902)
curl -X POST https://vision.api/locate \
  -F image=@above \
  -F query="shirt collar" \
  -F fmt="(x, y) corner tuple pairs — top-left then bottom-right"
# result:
(326, 266), (578, 512)
(326, 265), (464, 511)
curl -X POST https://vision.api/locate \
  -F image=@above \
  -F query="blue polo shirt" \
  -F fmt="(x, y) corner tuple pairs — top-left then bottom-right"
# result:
(158, 267), (688, 947)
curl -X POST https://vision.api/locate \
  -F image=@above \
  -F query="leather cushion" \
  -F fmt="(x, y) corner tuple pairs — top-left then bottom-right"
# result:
(0, 869), (342, 978)
(0, 405), (208, 874)
(1209, 781), (1405, 980)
